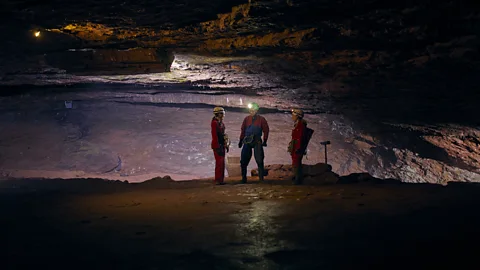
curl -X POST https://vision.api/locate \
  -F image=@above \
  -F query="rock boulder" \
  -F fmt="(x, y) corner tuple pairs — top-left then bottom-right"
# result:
(252, 163), (339, 185)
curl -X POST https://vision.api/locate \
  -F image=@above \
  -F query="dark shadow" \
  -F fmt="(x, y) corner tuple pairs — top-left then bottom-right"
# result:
(274, 183), (480, 270)
(2, 177), (480, 269)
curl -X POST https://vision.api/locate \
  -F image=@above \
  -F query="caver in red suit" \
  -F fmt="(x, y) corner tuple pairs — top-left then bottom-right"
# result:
(288, 109), (307, 185)
(211, 107), (229, 185)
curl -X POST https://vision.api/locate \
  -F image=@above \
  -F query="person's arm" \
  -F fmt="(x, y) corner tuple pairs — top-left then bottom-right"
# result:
(261, 117), (269, 143)
(224, 124), (230, 153)
(239, 117), (247, 142)
(211, 120), (220, 149)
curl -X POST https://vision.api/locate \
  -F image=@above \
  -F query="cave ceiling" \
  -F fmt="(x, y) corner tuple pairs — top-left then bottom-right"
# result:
(3, 0), (478, 57)
(1, 0), (478, 123)
(2, 0), (479, 117)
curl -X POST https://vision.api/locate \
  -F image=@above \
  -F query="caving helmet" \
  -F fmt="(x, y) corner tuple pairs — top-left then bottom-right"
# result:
(291, 108), (304, 118)
(213, 106), (225, 115)
(247, 102), (259, 111)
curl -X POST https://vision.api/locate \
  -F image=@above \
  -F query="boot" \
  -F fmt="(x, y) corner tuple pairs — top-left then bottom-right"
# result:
(258, 164), (265, 182)
(291, 167), (297, 185)
(293, 166), (303, 185)
(298, 165), (304, 185)
(241, 166), (247, 183)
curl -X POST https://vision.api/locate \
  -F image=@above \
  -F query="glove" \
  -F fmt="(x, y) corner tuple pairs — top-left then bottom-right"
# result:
(238, 141), (243, 148)
(226, 146), (230, 153)
(262, 141), (267, 147)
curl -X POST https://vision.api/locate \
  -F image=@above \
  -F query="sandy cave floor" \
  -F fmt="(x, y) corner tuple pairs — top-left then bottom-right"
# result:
(1, 176), (480, 270)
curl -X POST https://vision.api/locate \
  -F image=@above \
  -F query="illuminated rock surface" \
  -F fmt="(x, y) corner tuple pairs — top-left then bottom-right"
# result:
(1, 0), (479, 182)
(1, 1), (480, 268)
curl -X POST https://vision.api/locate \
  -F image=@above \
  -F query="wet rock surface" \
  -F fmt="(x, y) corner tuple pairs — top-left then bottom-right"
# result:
(1, 177), (480, 269)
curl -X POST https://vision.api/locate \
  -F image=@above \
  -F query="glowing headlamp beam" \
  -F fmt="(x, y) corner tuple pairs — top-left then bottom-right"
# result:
(247, 103), (252, 109)
(34, 31), (40, 37)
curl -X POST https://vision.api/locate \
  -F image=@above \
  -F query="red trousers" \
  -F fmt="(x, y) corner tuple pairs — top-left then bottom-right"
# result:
(291, 153), (303, 168)
(213, 150), (225, 183)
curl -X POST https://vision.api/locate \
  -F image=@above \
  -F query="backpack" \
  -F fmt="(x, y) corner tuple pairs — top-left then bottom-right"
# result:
(301, 127), (315, 155)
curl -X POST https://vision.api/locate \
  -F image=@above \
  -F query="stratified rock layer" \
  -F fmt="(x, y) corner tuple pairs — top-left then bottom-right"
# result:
(1, 0), (479, 183)
(45, 48), (174, 75)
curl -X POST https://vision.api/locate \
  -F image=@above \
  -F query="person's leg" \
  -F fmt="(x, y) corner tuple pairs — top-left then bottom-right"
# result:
(213, 150), (225, 184)
(296, 160), (304, 185)
(254, 142), (265, 182)
(219, 153), (226, 184)
(292, 154), (303, 185)
(291, 154), (296, 183)
(240, 145), (252, 183)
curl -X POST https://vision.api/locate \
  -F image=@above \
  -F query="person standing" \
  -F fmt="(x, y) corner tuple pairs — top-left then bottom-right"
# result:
(288, 109), (307, 185)
(211, 107), (229, 185)
(238, 102), (269, 183)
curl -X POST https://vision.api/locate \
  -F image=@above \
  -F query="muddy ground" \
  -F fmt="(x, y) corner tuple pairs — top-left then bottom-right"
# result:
(1, 176), (480, 270)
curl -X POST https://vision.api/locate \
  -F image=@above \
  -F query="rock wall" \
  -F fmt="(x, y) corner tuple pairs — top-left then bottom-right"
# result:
(45, 48), (174, 75)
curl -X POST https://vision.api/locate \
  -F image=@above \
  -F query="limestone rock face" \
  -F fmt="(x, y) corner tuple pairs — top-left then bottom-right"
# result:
(3, 0), (479, 83)
(2, 0), (480, 183)
(45, 48), (174, 75)
(364, 124), (480, 185)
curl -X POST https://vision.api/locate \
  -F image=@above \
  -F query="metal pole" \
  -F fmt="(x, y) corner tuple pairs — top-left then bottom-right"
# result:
(324, 145), (327, 164)
(320, 141), (330, 165)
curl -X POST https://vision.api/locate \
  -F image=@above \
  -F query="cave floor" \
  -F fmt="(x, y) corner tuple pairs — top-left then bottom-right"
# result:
(0, 84), (357, 180)
(1, 178), (479, 270)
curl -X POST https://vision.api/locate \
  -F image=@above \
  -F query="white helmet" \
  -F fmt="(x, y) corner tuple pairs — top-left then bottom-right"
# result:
(213, 107), (225, 114)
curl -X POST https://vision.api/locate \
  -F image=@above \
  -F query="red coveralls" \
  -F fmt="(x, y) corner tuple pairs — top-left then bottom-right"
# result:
(290, 119), (307, 167)
(211, 117), (226, 184)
